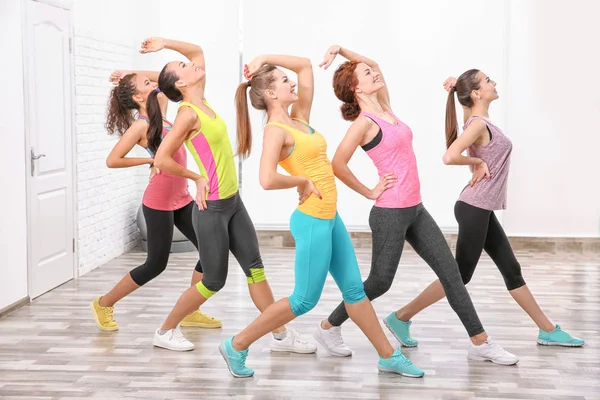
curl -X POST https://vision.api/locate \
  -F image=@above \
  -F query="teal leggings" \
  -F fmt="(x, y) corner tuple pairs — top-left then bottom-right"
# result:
(288, 210), (366, 316)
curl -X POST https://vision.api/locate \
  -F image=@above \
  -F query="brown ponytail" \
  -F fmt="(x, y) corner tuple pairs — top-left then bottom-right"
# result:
(235, 81), (252, 159)
(105, 73), (138, 136)
(445, 90), (458, 149)
(234, 64), (277, 158)
(446, 69), (482, 148)
(146, 64), (183, 155)
(332, 61), (361, 121)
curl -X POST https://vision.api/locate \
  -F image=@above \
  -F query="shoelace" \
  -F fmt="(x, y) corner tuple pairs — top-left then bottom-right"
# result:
(485, 341), (511, 358)
(288, 329), (308, 345)
(329, 328), (345, 347)
(105, 307), (114, 321)
(171, 330), (188, 343)
(393, 353), (414, 366)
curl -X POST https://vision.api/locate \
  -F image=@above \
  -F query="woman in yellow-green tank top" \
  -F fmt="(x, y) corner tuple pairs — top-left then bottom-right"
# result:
(219, 54), (423, 379)
(140, 37), (313, 354)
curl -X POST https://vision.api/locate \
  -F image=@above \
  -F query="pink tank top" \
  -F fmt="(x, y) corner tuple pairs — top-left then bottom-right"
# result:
(139, 117), (193, 211)
(458, 116), (512, 210)
(360, 111), (422, 208)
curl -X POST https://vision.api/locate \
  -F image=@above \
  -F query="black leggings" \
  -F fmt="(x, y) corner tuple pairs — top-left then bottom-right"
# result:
(454, 201), (526, 290)
(193, 192), (264, 299)
(328, 204), (485, 337)
(129, 201), (202, 286)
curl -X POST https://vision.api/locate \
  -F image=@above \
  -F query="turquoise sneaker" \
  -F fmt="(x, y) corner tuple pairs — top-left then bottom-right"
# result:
(219, 337), (254, 378)
(378, 349), (424, 378)
(384, 312), (418, 347)
(537, 325), (584, 347)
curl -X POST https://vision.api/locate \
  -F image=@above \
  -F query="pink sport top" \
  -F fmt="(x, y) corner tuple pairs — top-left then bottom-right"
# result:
(360, 111), (422, 208)
(139, 116), (193, 211)
(458, 116), (513, 210)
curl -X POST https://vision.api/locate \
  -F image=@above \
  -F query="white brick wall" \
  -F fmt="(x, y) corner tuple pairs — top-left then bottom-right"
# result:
(74, 28), (148, 276)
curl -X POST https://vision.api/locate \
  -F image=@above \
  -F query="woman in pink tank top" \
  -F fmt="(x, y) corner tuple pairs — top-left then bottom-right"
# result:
(316, 45), (521, 366)
(397, 71), (583, 347)
(89, 62), (221, 333)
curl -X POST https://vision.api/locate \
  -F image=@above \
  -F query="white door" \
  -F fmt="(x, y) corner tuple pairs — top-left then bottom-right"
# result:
(25, 0), (75, 299)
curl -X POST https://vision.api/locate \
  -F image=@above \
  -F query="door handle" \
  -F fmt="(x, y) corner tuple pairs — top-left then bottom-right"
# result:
(31, 147), (46, 176)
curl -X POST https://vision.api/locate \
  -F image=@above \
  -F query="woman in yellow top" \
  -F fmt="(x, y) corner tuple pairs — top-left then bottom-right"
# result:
(219, 54), (424, 378)
(141, 37), (314, 354)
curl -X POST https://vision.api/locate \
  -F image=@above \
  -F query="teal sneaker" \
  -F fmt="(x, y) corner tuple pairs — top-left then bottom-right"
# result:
(537, 325), (584, 347)
(384, 312), (418, 347)
(378, 349), (424, 378)
(219, 337), (254, 378)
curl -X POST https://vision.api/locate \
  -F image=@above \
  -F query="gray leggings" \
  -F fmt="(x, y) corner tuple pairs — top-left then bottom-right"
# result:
(327, 203), (485, 337)
(192, 192), (264, 297)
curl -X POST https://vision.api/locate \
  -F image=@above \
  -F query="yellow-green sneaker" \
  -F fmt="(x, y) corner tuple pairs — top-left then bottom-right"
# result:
(90, 296), (118, 331)
(180, 310), (222, 328)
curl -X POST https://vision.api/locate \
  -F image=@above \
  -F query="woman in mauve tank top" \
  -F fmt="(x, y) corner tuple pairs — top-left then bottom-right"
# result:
(316, 45), (521, 365)
(396, 70), (583, 347)
(90, 57), (221, 333)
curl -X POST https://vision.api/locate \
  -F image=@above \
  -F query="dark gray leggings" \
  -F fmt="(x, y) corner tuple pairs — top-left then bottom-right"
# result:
(327, 203), (485, 337)
(192, 192), (264, 295)
(130, 201), (202, 286)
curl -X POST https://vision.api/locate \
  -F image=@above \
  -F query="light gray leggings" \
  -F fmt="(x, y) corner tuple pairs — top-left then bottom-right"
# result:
(327, 203), (485, 337)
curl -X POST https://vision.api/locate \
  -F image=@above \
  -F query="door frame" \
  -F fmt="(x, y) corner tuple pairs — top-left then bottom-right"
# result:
(22, 0), (79, 299)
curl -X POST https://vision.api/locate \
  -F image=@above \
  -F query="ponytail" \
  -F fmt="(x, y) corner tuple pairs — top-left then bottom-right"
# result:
(446, 68), (482, 148)
(235, 81), (252, 159)
(445, 89), (458, 149)
(105, 73), (138, 136)
(146, 89), (163, 155)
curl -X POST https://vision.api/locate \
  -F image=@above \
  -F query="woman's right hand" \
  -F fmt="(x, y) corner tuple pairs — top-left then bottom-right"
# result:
(297, 178), (322, 205)
(194, 177), (210, 211)
(109, 70), (128, 84)
(368, 173), (397, 200)
(140, 37), (166, 54)
(470, 161), (491, 187)
(319, 45), (341, 70)
(244, 56), (265, 79)
(443, 77), (457, 92)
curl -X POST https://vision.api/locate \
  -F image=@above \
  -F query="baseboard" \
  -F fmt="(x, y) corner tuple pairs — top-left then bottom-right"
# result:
(256, 230), (600, 254)
(0, 296), (30, 318)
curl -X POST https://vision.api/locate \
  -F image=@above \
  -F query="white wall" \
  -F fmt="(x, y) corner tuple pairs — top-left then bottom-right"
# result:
(502, 0), (600, 237)
(241, 0), (509, 231)
(72, 0), (161, 275)
(0, 0), (29, 310)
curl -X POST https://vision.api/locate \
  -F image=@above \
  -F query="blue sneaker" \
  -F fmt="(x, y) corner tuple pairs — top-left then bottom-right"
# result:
(219, 337), (254, 378)
(537, 325), (584, 347)
(378, 349), (424, 378)
(384, 312), (418, 347)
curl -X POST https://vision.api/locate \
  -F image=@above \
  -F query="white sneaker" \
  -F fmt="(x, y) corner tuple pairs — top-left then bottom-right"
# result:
(468, 336), (519, 365)
(153, 328), (195, 352)
(313, 323), (352, 357)
(270, 328), (317, 354)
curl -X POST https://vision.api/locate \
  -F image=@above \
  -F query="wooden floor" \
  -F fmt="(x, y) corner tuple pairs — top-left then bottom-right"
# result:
(0, 246), (598, 400)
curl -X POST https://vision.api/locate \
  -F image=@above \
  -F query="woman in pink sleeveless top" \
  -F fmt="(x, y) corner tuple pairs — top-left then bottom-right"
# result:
(315, 46), (519, 366)
(396, 70), (583, 347)
(89, 60), (221, 332)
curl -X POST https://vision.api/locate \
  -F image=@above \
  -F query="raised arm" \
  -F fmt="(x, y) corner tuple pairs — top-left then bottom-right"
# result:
(140, 37), (206, 90)
(260, 125), (321, 203)
(332, 117), (397, 200)
(246, 54), (314, 122)
(320, 45), (391, 111)
(105, 120), (153, 168)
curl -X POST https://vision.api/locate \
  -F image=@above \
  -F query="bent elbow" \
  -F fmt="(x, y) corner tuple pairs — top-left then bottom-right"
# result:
(442, 152), (454, 165)
(259, 176), (272, 190)
(105, 157), (116, 168)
